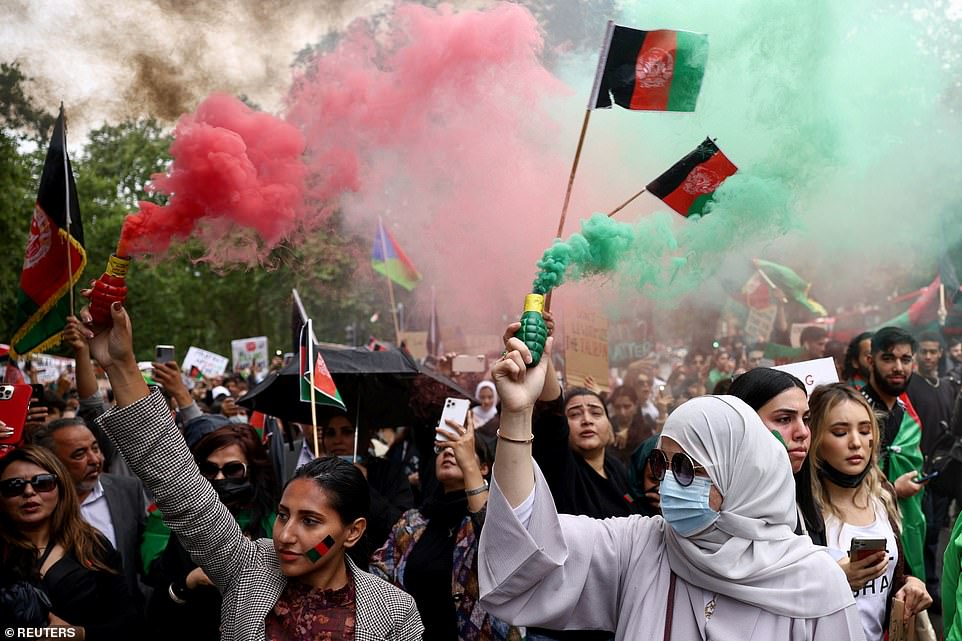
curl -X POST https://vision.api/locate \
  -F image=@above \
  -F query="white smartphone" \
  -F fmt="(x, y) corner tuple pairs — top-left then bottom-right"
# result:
(436, 397), (471, 441)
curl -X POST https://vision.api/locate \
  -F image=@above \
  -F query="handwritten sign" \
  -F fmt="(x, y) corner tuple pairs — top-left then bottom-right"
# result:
(773, 357), (839, 395)
(231, 336), (269, 373)
(182, 346), (229, 379)
(745, 305), (777, 343)
(564, 308), (610, 393)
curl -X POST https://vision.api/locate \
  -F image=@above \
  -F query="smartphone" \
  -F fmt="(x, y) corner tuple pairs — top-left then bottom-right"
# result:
(436, 397), (471, 442)
(914, 470), (940, 484)
(30, 383), (45, 401)
(0, 384), (33, 444)
(155, 345), (176, 363)
(849, 537), (887, 562)
(452, 354), (486, 373)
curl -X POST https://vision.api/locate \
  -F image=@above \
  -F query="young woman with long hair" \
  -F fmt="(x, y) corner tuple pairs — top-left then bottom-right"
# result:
(0, 445), (142, 638)
(805, 383), (930, 640)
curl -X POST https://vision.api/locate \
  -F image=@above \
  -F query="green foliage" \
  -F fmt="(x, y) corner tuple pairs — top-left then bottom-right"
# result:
(1, 67), (395, 363)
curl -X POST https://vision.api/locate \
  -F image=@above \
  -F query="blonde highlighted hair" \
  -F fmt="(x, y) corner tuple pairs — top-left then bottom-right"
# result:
(806, 384), (900, 535)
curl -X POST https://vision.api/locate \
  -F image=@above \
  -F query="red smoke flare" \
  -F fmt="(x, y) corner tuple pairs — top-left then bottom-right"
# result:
(119, 93), (311, 265)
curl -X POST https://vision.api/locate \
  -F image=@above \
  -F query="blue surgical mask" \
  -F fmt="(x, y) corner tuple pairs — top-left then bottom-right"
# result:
(660, 474), (719, 537)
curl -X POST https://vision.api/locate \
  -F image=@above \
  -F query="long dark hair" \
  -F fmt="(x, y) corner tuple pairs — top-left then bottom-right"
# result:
(193, 425), (278, 538)
(842, 332), (873, 380)
(289, 457), (369, 525)
(728, 367), (805, 411)
(0, 446), (114, 579)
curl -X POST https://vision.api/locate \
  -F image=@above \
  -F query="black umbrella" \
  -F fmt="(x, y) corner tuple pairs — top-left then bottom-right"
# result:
(237, 345), (475, 431)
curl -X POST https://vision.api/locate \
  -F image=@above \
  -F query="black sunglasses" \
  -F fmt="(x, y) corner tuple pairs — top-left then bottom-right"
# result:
(198, 460), (248, 480)
(0, 473), (59, 498)
(648, 449), (709, 487)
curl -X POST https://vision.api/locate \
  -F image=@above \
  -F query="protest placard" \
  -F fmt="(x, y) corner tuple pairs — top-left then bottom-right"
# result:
(182, 346), (229, 379)
(773, 357), (839, 395)
(397, 331), (428, 360)
(231, 336), (269, 372)
(564, 308), (610, 392)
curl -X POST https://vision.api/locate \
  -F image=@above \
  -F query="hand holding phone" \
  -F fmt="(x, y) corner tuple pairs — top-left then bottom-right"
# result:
(913, 470), (940, 484)
(849, 537), (887, 563)
(0, 385), (33, 445)
(436, 398), (470, 442)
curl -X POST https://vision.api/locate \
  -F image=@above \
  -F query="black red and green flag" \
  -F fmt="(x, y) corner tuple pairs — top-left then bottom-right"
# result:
(11, 106), (86, 357)
(305, 535), (336, 563)
(590, 22), (709, 112)
(299, 319), (345, 411)
(646, 138), (737, 217)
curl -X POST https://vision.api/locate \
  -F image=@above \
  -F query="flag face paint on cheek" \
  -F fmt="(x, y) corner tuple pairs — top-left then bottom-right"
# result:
(304, 535), (336, 563)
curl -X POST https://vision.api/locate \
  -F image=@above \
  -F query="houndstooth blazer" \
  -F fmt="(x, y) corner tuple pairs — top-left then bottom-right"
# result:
(97, 390), (423, 641)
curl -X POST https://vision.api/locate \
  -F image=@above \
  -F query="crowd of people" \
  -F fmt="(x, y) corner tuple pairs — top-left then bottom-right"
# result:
(5, 297), (962, 641)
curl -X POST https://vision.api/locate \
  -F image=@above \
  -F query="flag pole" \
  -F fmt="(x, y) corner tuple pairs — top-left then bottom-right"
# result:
(756, 268), (789, 304)
(378, 217), (402, 345)
(939, 282), (948, 326)
(546, 21), (614, 311)
(352, 388), (361, 464)
(307, 319), (320, 458)
(608, 187), (648, 217)
(60, 103), (75, 316)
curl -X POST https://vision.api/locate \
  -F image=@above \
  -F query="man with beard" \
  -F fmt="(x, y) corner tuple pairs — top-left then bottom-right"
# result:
(860, 326), (928, 581)
(907, 332), (960, 608)
(31, 417), (149, 608)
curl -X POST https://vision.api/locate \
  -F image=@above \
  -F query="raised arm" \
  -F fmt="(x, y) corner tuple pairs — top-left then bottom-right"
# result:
(490, 331), (554, 507)
(83, 302), (254, 591)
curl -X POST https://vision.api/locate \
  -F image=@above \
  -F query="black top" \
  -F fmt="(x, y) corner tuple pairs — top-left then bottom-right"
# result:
(404, 491), (467, 641)
(42, 541), (144, 640)
(906, 374), (956, 456)
(532, 396), (638, 519)
(861, 383), (904, 476)
(351, 456), (415, 566)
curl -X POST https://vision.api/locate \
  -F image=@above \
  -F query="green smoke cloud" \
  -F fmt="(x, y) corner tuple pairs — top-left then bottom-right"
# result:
(533, 0), (962, 304)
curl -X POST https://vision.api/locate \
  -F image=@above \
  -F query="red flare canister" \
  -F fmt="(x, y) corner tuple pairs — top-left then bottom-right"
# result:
(88, 254), (131, 326)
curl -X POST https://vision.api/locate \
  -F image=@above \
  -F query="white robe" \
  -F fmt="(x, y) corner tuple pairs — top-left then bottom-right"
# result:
(478, 462), (866, 641)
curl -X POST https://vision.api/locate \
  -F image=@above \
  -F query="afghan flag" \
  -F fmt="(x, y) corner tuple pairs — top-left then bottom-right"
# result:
(646, 138), (737, 217)
(299, 319), (346, 411)
(875, 274), (942, 330)
(10, 106), (87, 357)
(590, 22), (708, 112)
(372, 220), (421, 291)
(753, 259), (827, 317)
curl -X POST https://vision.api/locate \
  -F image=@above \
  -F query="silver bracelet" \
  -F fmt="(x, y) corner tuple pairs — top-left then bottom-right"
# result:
(168, 582), (188, 605)
(465, 480), (489, 496)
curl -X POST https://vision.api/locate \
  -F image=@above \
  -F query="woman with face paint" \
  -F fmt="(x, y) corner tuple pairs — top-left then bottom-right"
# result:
(141, 420), (278, 641)
(80, 303), (423, 641)
(805, 384), (930, 640)
(476, 332), (865, 640)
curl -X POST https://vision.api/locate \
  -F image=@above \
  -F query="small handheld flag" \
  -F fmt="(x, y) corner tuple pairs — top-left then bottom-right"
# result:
(647, 138), (737, 217)
(304, 535), (336, 563)
(590, 23), (709, 112)
(299, 320), (346, 411)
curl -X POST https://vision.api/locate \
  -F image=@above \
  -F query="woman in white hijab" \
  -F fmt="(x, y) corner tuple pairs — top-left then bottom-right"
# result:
(477, 335), (865, 641)
(472, 381), (499, 428)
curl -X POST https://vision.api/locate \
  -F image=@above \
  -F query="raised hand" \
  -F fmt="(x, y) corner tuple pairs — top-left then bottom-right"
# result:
(492, 333), (554, 415)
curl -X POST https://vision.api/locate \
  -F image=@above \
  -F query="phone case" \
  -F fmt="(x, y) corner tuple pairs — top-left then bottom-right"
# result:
(436, 398), (471, 441)
(850, 537), (887, 561)
(0, 384), (33, 444)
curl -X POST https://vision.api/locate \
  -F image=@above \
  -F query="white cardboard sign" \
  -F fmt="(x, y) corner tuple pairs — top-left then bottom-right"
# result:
(231, 336), (269, 373)
(773, 357), (839, 396)
(182, 346), (230, 379)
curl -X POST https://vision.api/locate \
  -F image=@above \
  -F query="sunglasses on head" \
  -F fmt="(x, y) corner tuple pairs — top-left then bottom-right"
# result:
(0, 473), (58, 498)
(648, 449), (709, 487)
(198, 460), (248, 480)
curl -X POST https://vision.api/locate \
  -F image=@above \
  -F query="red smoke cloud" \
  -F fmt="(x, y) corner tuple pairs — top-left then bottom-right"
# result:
(285, 3), (571, 328)
(120, 93), (311, 265)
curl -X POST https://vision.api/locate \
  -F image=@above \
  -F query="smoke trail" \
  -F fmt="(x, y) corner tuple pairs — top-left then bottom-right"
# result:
(119, 93), (311, 265)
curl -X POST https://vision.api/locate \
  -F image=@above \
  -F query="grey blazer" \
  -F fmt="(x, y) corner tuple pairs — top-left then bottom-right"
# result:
(99, 472), (148, 601)
(97, 390), (423, 641)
